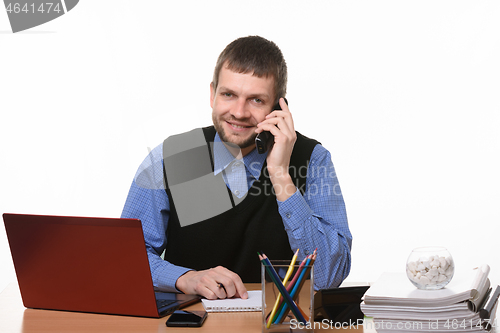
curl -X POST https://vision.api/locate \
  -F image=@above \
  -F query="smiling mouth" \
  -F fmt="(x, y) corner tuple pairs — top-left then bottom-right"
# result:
(227, 121), (253, 129)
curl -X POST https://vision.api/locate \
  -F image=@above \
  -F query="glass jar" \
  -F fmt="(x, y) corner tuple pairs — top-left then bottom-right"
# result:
(406, 246), (454, 290)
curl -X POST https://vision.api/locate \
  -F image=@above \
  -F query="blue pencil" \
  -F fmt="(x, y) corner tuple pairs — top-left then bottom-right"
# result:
(273, 255), (312, 323)
(259, 253), (307, 324)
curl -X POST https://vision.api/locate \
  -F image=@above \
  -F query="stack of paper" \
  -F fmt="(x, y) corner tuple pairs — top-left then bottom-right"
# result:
(361, 265), (499, 333)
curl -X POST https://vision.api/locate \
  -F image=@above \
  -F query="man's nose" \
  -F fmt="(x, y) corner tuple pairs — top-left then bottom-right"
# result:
(231, 98), (250, 119)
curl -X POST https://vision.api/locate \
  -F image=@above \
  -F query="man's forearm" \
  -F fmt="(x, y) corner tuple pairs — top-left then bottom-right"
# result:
(278, 190), (351, 289)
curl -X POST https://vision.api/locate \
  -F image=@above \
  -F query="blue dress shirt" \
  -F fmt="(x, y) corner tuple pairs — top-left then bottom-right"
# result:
(121, 132), (352, 292)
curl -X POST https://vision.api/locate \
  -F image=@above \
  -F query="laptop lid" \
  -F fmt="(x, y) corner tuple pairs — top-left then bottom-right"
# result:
(2, 213), (200, 318)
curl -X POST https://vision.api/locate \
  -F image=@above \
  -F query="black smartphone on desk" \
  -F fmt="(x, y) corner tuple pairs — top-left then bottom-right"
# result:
(255, 97), (288, 154)
(166, 310), (208, 327)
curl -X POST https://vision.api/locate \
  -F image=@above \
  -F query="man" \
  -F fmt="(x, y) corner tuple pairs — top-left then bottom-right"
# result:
(121, 36), (352, 300)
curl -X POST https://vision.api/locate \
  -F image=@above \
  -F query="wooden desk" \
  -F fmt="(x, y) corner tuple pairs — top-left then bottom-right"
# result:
(0, 283), (364, 333)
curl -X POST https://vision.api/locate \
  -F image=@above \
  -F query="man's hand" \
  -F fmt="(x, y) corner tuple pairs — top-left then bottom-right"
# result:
(255, 97), (297, 201)
(175, 266), (248, 300)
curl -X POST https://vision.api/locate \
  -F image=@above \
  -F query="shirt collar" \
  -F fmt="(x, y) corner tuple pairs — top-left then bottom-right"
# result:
(213, 132), (267, 180)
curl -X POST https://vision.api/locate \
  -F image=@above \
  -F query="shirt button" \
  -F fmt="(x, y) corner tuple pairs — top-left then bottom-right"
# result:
(235, 190), (240, 196)
(286, 213), (291, 219)
(234, 162), (241, 167)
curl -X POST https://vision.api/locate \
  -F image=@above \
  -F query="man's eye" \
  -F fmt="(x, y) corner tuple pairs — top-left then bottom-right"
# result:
(223, 92), (232, 97)
(253, 98), (262, 103)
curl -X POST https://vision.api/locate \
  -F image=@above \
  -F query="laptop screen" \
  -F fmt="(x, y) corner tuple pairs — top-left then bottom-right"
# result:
(3, 213), (200, 317)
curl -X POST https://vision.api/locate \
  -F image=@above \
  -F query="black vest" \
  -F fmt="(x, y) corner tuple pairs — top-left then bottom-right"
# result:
(163, 126), (319, 283)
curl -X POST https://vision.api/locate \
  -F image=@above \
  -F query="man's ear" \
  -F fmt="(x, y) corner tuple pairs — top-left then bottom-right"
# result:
(210, 82), (215, 109)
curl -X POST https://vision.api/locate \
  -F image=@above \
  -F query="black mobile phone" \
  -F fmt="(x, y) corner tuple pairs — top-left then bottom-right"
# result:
(255, 97), (288, 154)
(166, 310), (208, 327)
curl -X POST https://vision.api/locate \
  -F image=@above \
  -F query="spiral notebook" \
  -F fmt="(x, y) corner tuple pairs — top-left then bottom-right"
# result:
(201, 290), (262, 312)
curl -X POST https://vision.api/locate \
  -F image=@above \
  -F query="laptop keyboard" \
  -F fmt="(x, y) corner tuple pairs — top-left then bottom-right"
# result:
(157, 299), (178, 309)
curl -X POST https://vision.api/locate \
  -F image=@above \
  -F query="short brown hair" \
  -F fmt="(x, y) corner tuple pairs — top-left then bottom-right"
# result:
(212, 36), (287, 104)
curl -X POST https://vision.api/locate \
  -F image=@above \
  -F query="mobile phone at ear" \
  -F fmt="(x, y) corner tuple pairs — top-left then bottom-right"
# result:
(255, 98), (288, 154)
(166, 310), (208, 327)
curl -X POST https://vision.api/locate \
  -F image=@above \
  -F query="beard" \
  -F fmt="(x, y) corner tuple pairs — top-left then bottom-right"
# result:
(212, 113), (257, 149)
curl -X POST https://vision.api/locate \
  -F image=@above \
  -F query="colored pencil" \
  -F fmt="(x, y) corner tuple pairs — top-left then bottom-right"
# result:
(258, 253), (307, 324)
(270, 255), (309, 323)
(275, 250), (316, 323)
(266, 249), (299, 328)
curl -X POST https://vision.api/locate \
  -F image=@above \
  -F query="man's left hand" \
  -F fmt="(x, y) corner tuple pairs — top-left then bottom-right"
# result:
(255, 97), (297, 201)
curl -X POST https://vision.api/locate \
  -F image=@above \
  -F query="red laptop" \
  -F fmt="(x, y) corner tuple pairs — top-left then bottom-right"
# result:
(2, 213), (200, 317)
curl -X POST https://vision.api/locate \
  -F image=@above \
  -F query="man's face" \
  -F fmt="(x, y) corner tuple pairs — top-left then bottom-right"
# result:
(211, 66), (275, 156)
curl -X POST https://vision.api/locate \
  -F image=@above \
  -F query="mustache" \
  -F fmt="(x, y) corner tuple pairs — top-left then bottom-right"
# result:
(222, 115), (257, 127)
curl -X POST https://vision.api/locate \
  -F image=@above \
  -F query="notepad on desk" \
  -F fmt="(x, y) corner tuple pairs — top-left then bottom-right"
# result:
(201, 290), (262, 312)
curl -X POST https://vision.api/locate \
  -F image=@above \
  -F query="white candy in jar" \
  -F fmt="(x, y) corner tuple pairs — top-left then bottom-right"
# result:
(406, 255), (454, 287)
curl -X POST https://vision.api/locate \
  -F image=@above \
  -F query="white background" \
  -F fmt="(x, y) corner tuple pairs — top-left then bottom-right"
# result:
(1, 1), (499, 293)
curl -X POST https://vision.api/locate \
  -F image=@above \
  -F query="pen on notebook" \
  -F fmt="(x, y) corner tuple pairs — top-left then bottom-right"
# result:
(266, 249), (299, 328)
(258, 252), (307, 324)
(217, 282), (228, 299)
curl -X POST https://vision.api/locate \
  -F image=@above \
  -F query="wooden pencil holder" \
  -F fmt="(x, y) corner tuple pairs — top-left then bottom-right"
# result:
(261, 260), (315, 332)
